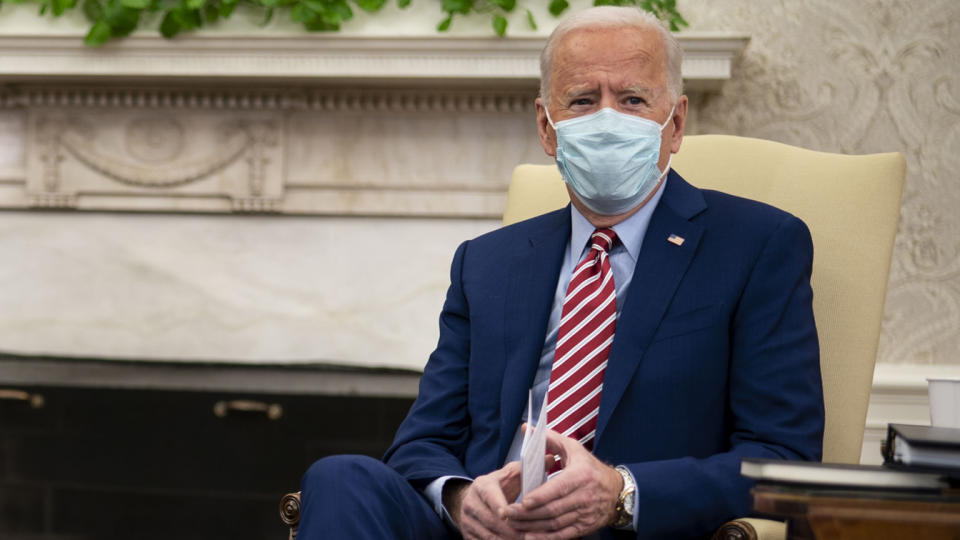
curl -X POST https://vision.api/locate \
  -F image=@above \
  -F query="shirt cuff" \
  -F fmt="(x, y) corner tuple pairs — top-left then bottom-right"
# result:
(624, 467), (639, 531)
(423, 475), (473, 529)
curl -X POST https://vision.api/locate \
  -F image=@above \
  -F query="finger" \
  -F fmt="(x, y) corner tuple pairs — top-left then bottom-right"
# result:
(461, 511), (524, 540)
(520, 464), (579, 510)
(461, 483), (523, 539)
(542, 428), (570, 458)
(506, 496), (571, 521)
(475, 475), (510, 514)
(506, 508), (578, 532)
(524, 524), (584, 540)
(499, 461), (523, 504)
(461, 512), (518, 540)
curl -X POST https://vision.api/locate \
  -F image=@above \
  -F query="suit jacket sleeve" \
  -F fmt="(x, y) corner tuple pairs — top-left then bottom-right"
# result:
(383, 240), (474, 488)
(625, 213), (824, 538)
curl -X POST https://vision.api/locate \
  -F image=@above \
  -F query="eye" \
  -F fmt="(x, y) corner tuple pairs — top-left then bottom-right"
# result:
(625, 96), (646, 106)
(571, 98), (593, 107)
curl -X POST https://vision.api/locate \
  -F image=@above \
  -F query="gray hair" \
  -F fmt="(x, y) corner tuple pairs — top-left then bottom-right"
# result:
(539, 6), (683, 106)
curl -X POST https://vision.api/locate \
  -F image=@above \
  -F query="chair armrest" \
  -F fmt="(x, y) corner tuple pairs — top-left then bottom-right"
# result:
(712, 517), (786, 540)
(279, 491), (301, 539)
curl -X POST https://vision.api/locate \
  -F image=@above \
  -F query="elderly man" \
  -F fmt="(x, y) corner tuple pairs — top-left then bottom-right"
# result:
(298, 6), (823, 539)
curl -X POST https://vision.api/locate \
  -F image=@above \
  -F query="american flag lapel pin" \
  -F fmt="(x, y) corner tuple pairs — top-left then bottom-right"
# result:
(667, 234), (685, 246)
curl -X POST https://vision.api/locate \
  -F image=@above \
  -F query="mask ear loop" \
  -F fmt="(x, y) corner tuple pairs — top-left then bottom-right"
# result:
(658, 154), (674, 179)
(658, 103), (678, 176)
(544, 105), (557, 130)
(659, 105), (676, 131)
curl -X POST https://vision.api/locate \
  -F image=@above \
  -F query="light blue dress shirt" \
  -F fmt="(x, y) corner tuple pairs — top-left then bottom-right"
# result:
(423, 176), (669, 531)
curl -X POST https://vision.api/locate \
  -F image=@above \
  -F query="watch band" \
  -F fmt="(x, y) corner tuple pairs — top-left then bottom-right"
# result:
(612, 465), (636, 529)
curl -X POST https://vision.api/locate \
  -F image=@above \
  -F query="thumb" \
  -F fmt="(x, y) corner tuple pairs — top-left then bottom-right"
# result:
(543, 428), (571, 459)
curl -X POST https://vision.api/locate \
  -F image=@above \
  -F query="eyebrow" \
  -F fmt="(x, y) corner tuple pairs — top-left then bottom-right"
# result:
(562, 85), (599, 99)
(620, 85), (655, 96)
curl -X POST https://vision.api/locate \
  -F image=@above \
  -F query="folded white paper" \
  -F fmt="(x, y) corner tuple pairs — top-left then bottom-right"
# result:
(520, 390), (549, 496)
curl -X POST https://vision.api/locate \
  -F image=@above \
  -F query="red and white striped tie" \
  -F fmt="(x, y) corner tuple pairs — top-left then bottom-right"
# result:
(546, 228), (617, 458)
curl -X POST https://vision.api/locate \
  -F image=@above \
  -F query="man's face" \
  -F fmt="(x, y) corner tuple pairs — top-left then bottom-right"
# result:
(536, 25), (687, 175)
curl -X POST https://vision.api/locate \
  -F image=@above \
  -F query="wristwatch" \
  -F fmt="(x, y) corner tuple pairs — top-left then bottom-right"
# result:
(611, 465), (636, 529)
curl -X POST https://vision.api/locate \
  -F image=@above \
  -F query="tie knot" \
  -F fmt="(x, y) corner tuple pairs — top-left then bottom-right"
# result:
(590, 228), (617, 254)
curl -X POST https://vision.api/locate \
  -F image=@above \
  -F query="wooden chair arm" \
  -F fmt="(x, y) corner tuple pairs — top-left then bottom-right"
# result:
(279, 491), (301, 540)
(712, 517), (786, 540)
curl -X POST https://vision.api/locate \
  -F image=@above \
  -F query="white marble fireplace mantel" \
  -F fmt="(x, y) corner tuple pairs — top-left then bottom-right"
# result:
(0, 33), (747, 89)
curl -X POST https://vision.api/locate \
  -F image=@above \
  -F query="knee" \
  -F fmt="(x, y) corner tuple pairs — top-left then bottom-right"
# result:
(302, 454), (387, 492)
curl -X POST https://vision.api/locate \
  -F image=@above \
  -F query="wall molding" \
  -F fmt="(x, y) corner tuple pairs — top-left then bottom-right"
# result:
(0, 33), (748, 91)
(0, 86), (537, 113)
(859, 363), (960, 464)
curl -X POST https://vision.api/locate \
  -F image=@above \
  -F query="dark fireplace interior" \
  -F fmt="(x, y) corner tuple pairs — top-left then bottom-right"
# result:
(0, 368), (414, 540)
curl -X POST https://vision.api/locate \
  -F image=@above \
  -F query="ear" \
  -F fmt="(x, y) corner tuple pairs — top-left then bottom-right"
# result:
(669, 95), (688, 154)
(536, 98), (557, 158)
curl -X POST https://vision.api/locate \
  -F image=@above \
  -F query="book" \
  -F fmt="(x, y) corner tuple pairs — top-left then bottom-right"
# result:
(740, 458), (947, 491)
(884, 423), (960, 470)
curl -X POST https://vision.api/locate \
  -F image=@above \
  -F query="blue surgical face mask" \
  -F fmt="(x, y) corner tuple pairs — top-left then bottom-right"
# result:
(546, 106), (674, 216)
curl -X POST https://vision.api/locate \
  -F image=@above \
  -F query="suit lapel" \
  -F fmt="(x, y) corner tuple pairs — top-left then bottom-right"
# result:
(496, 208), (570, 464)
(594, 172), (707, 445)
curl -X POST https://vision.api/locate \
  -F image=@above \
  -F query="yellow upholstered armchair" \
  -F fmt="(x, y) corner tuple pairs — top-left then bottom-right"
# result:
(504, 134), (906, 540)
(281, 135), (905, 540)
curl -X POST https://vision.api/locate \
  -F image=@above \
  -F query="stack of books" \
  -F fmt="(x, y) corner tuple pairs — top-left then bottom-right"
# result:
(883, 423), (960, 480)
(740, 424), (960, 493)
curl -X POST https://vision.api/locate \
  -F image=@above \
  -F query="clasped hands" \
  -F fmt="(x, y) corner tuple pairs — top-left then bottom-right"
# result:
(445, 427), (624, 540)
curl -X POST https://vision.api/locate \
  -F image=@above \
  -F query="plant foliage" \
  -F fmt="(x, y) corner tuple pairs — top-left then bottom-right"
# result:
(3, 0), (686, 45)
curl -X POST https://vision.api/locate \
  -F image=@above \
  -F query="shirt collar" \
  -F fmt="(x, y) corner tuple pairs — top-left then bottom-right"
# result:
(569, 175), (669, 264)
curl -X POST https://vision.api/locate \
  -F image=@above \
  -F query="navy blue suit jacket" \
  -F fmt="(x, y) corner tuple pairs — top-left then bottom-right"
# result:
(384, 171), (824, 539)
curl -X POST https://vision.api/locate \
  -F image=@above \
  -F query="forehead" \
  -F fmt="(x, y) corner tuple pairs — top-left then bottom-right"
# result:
(550, 25), (668, 94)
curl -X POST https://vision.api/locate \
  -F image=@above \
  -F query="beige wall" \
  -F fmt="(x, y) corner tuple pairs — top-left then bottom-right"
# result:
(681, 0), (960, 366)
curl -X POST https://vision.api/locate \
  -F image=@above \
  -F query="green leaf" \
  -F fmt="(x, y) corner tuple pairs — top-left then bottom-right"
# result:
(492, 13), (506, 36)
(441, 0), (469, 15)
(82, 0), (103, 21)
(159, 9), (181, 36)
(397, 0), (410, 8)
(118, 0), (148, 8)
(353, 0), (384, 12)
(330, 0), (352, 20)
(436, 13), (452, 31)
(302, 0), (323, 14)
(218, 0), (235, 16)
(53, 0), (78, 16)
(547, 0), (567, 16)
(289, 2), (311, 21)
(84, 19), (112, 45)
(184, 0), (204, 10)
(303, 17), (337, 30)
(302, 0), (351, 22)
(259, 0), (279, 7)
(104, 2), (141, 36)
(525, 8), (535, 29)
(489, 0), (513, 11)
(169, 6), (201, 29)
(203, 3), (219, 21)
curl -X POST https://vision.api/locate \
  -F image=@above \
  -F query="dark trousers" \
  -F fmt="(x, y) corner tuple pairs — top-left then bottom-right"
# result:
(298, 454), (457, 540)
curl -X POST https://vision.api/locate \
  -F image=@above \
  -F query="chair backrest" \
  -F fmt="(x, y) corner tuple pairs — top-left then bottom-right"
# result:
(503, 134), (906, 464)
